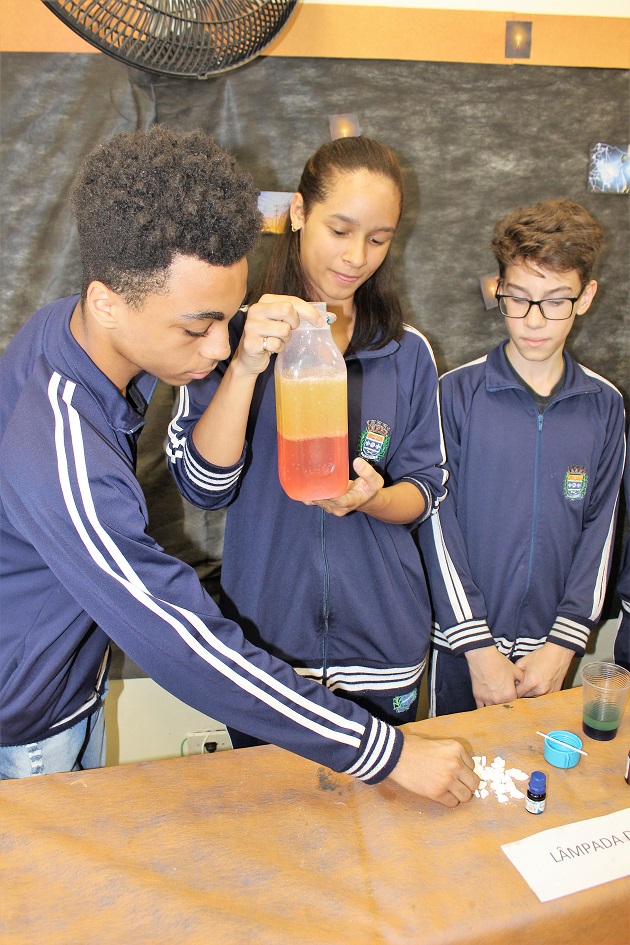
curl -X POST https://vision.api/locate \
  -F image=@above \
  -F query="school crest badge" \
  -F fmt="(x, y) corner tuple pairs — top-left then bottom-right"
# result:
(392, 688), (418, 714)
(359, 420), (391, 463)
(564, 464), (588, 501)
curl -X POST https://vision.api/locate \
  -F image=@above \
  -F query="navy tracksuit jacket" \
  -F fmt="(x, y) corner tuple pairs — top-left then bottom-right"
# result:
(168, 312), (447, 718)
(0, 297), (402, 782)
(417, 342), (625, 708)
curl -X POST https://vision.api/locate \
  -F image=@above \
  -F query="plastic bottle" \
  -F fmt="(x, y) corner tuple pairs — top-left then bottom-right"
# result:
(274, 303), (348, 502)
(525, 771), (547, 814)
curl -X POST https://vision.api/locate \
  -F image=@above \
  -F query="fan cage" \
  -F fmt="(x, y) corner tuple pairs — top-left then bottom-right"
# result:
(43, 0), (299, 79)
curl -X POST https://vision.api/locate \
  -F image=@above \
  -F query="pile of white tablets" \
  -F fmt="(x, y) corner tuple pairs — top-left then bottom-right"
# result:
(472, 755), (529, 803)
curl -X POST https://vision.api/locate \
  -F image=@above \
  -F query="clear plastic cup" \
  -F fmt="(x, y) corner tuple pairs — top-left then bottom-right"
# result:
(580, 661), (630, 741)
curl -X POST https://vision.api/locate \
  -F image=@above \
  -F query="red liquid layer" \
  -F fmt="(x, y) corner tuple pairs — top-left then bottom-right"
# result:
(278, 433), (348, 501)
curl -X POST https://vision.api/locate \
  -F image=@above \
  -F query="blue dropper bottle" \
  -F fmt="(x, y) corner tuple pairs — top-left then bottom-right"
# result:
(525, 770), (547, 814)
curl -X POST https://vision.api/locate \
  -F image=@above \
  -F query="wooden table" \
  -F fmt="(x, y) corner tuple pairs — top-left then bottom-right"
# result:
(1, 687), (628, 945)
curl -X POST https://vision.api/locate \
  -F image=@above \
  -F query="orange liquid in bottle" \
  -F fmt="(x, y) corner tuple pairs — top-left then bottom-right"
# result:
(275, 374), (348, 501)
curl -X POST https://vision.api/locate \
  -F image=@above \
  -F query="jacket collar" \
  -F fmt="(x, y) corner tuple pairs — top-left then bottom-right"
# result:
(47, 296), (156, 434)
(485, 341), (601, 398)
(347, 337), (400, 362)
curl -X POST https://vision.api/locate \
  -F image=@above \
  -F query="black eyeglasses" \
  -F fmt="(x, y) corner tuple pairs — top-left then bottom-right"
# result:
(496, 286), (585, 321)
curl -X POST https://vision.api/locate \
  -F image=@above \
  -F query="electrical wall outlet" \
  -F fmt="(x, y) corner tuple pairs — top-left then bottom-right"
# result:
(183, 729), (232, 755)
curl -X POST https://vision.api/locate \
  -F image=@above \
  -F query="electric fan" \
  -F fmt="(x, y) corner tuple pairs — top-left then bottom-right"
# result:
(42, 0), (299, 79)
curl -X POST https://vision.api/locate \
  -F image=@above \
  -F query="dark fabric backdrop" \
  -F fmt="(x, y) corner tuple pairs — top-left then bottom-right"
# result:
(1, 52), (628, 658)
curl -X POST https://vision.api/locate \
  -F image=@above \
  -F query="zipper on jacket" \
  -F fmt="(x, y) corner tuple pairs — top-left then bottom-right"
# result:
(320, 508), (330, 685)
(514, 410), (544, 642)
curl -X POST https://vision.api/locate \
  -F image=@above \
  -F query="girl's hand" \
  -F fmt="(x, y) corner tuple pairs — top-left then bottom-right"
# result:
(307, 458), (384, 517)
(308, 460), (427, 526)
(232, 295), (326, 376)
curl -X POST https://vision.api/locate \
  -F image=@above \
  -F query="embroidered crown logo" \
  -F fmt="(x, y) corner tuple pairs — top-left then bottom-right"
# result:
(563, 464), (588, 502)
(359, 419), (391, 463)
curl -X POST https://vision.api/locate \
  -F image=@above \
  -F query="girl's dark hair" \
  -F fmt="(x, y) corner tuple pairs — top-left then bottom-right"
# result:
(252, 136), (405, 354)
(492, 198), (604, 285)
(71, 125), (262, 306)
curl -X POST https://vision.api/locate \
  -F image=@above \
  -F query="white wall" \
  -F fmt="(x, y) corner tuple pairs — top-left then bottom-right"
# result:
(104, 678), (232, 766)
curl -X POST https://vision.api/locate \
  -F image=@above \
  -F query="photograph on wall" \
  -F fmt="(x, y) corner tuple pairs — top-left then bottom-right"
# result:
(587, 143), (630, 195)
(258, 191), (293, 233)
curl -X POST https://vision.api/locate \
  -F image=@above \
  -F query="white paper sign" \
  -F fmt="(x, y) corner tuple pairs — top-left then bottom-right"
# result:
(501, 807), (630, 902)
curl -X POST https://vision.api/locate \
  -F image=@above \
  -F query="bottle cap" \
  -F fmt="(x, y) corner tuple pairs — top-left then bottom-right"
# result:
(298, 301), (328, 328)
(543, 729), (582, 769)
(529, 770), (546, 793)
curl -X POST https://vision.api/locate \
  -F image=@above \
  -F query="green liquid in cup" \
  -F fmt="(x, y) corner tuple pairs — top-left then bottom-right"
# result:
(582, 700), (622, 741)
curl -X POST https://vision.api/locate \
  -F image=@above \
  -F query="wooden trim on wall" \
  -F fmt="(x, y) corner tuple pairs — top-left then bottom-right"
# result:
(266, 5), (629, 69)
(2, 1), (628, 69)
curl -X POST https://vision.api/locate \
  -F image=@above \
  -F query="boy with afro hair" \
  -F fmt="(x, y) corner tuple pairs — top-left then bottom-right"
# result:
(0, 126), (478, 807)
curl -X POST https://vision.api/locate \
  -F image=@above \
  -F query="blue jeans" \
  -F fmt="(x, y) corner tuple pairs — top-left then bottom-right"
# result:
(0, 705), (106, 779)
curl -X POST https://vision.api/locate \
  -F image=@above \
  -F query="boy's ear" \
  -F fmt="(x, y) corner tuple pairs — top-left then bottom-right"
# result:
(576, 279), (598, 316)
(84, 281), (121, 329)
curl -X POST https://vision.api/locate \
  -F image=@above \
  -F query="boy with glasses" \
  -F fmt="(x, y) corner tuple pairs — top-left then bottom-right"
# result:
(418, 198), (626, 715)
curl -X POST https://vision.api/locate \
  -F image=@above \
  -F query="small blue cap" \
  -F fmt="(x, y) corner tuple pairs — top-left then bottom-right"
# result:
(543, 729), (583, 768)
(529, 770), (546, 793)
